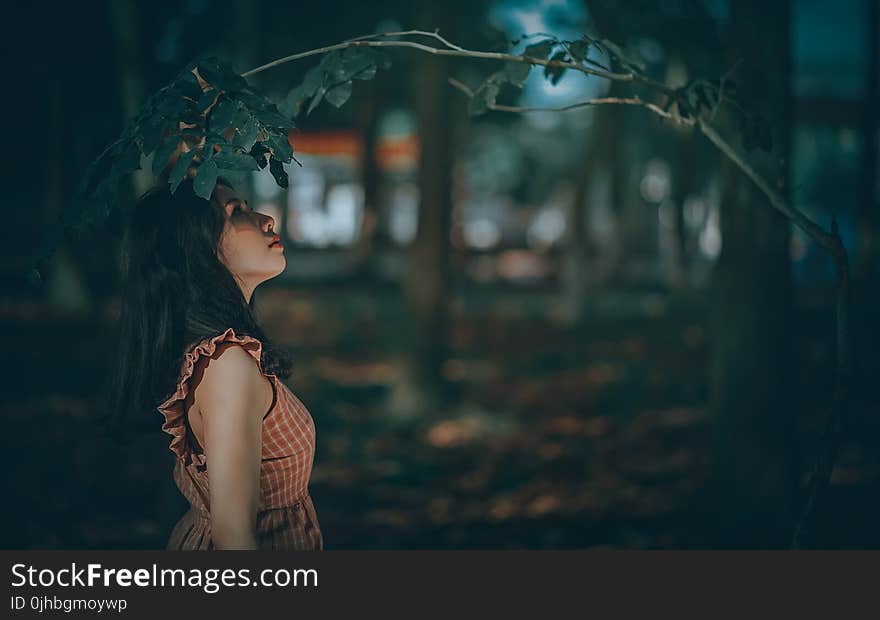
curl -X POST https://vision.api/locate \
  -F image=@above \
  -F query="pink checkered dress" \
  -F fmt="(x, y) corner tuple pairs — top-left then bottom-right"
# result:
(156, 327), (323, 550)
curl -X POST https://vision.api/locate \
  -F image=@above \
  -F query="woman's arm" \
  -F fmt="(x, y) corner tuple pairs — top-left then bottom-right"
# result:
(196, 343), (272, 550)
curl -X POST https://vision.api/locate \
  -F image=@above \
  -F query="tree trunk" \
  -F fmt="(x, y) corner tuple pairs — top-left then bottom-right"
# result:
(107, 0), (154, 196)
(386, 2), (458, 418)
(352, 74), (384, 278)
(708, 0), (798, 548)
(600, 102), (628, 286)
(560, 150), (594, 323)
(670, 131), (697, 289)
(856, 0), (879, 285)
(45, 79), (92, 313)
(560, 103), (618, 322)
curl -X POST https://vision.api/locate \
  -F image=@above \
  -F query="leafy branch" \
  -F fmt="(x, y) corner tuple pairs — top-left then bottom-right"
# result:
(247, 29), (841, 250)
(245, 28), (850, 549)
(39, 28), (850, 548)
(25, 56), (301, 286)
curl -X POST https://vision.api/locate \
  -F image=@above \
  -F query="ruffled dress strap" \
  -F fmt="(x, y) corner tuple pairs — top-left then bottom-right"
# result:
(156, 327), (275, 467)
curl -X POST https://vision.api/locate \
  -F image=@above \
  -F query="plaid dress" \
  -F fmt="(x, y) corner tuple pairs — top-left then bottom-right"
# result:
(156, 327), (323, 550)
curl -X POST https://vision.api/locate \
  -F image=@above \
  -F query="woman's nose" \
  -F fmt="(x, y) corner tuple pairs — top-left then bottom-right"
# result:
(262, 213), (276, 232)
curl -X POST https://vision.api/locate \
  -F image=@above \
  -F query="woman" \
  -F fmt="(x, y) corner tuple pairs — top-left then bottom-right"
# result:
(107, 175), (323, 550)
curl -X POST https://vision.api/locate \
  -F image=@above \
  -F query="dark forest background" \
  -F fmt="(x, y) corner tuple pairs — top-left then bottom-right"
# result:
(1, 0), (878, 549)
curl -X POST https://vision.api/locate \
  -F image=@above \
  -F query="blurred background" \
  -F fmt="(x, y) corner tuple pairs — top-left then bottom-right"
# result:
(1, 0), (878, 549)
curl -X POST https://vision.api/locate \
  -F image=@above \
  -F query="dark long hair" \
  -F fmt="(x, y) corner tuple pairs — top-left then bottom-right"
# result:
(103, 176), (291, 444)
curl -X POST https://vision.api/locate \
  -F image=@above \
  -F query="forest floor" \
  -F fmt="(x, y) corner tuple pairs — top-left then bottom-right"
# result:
(2, 282), (878, 549)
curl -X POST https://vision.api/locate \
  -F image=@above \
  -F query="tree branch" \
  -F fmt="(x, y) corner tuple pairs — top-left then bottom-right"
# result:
(244, 28), (853, 548)
(242, 29), (670, 94)
(344, 28), (468, 52)
(244, 30), (826, 249)
(448, 77), (690, 122)
(695, 120), (837, 250)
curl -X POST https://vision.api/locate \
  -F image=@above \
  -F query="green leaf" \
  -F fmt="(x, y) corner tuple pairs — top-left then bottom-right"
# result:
(267, 131), (293, 162)
(169, 148), (197, 192)
(544, 51), (567, 85)
(231, 112), (259, 149)
(140, 115), (170, 155)
(598, 38), (646, 72)
(364, 48), (392, 70)
(202, 132), (230, 160)
(481, 24), (511, 52)
(523, 40), (554, 61)
(229, 89), (264, 109)
(302, 65), (324, 94)
(176, 71), (204, 100)
(152, 136), (180, 176)
(283, 66), (324, 117)
(282, 84), (310, 117)
(180, 109), (204, 128)
(136, 88), (166, 120)
(469, 77), (501, 116)
(213, 149), (259, 171)
(78, 138), (124, 197)
(325, 81), (352, 108)
(269, 157), (288, 188)
(700, 81), (721, 110)
(193, 159), (219, 199)
(249, 142), (271, 169)
(110, 139), (142, 177)
(250, 104), (295, 129)
(198, 58), (248, 92)
(197, 89), (219, 111)
(208, 97), (239, 131)
(353, 64), (376, 81)
(503, 61), (531, 88)
(155, 93), (188, 118)
(77, 53), (307, 235)
(566, 38), (589, 63)
(320, 49), (347, 84)
(306, 86), (326, 115)
(328, 48), (380, 83)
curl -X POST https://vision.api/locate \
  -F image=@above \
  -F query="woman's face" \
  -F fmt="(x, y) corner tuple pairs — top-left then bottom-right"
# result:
(213, 183), (285, 300)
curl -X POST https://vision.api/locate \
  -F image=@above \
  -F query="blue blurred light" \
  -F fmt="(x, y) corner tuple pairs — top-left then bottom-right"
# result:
(488, 0), (609, 111)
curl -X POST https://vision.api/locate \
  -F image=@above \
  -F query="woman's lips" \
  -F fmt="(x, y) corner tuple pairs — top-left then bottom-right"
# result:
(269, 240), (283, 248)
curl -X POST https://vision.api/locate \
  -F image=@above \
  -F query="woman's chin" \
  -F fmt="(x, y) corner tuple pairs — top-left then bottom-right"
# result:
(255, 261), (286, 284)
(272, 256), (286, 277)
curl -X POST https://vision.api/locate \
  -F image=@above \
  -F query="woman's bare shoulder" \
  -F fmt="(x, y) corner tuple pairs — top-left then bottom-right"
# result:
(192, 342), (271, 418)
